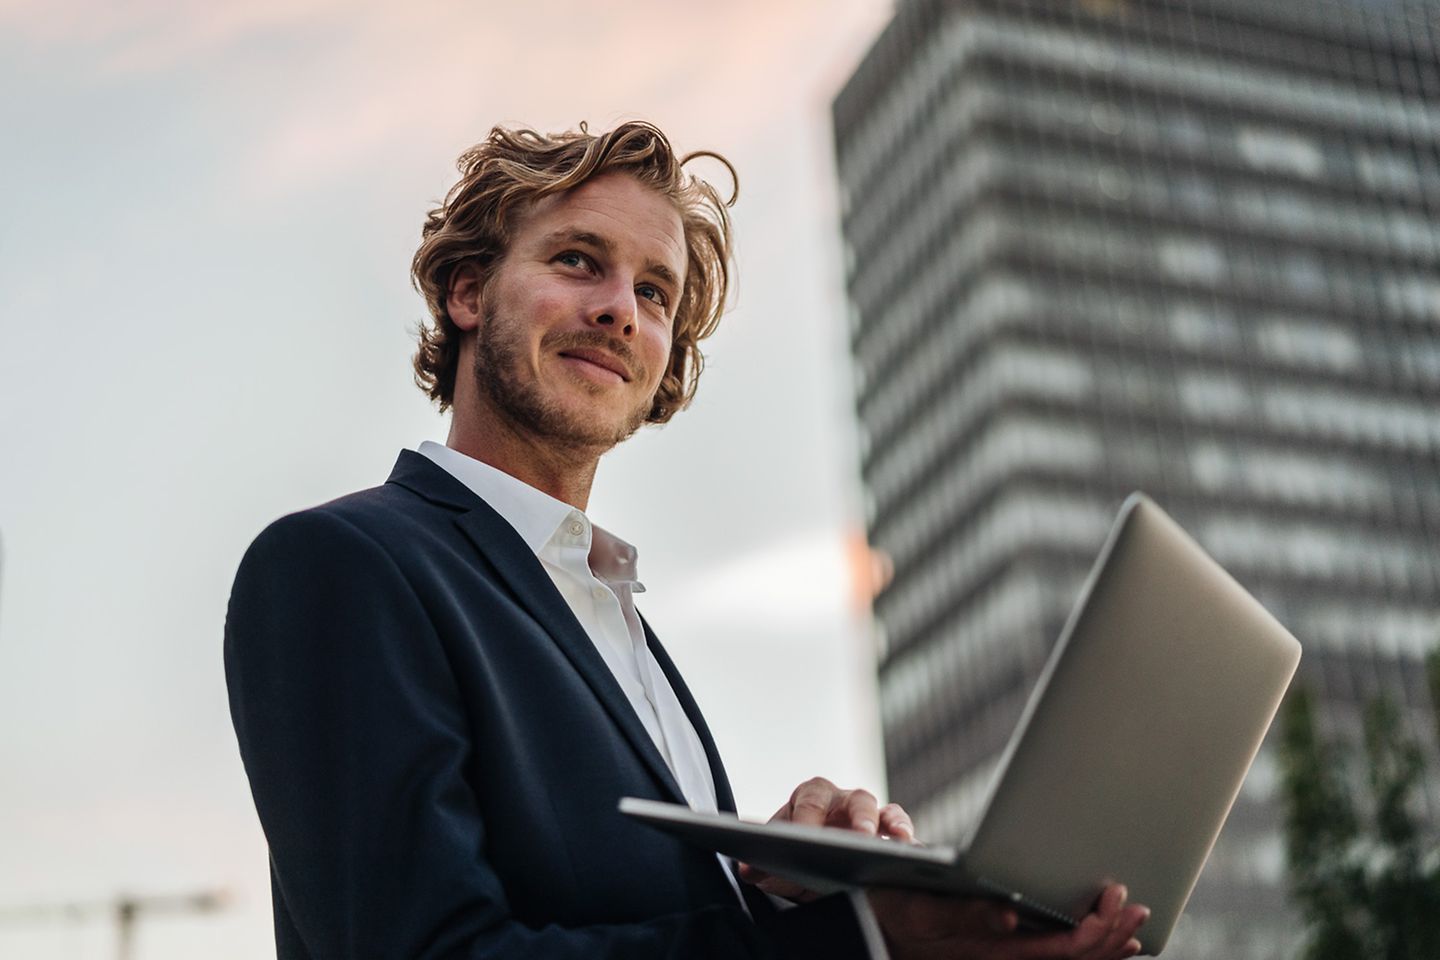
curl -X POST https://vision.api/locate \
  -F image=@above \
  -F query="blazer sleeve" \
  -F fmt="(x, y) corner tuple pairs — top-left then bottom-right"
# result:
(224, 508), (873, 960)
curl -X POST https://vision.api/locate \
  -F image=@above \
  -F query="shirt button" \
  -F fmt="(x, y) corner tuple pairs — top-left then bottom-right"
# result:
(568, 520), (584, 537)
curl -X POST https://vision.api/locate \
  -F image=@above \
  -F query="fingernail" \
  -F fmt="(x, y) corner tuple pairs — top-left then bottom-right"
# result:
(856, 818), (877, 834)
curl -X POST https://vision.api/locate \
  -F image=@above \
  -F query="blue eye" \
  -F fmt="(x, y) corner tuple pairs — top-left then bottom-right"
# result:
(556, 251), (590, 269)
(637, 283), (668, 307)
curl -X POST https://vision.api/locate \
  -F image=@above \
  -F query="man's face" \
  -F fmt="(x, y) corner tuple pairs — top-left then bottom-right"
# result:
(468, 172), (687, 453)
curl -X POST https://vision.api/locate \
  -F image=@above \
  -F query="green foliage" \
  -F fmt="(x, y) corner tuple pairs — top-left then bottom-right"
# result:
(1430, 651), (1440, 749)
(1278, 650), (1440, 960)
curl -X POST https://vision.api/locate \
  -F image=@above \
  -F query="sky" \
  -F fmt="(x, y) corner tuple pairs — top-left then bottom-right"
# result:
(0, 1), (896, 956)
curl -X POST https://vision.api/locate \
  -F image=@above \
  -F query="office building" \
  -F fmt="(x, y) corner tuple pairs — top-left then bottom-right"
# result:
(833, 1), (1440, 956)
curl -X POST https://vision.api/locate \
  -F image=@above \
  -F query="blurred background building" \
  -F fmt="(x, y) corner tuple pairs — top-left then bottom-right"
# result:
(833, 0), (1440, 956)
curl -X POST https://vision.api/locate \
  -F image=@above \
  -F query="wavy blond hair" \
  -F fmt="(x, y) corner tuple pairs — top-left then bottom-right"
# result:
(411, 120), (737, 422)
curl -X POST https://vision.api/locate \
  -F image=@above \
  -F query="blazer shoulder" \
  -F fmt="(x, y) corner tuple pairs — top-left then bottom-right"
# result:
(235, 484), (441, 587)
(255, 479), (445, 546)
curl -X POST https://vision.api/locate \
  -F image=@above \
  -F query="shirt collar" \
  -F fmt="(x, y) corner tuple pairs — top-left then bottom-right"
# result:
(416, 441), (643, 590)
(418, 440), (577, 555)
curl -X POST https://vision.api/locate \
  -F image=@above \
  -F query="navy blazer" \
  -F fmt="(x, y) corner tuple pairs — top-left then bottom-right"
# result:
(225, 450), (869, 959)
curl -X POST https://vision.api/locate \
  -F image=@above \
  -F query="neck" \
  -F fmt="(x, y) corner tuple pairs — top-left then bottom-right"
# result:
(445, 409), (603, 511)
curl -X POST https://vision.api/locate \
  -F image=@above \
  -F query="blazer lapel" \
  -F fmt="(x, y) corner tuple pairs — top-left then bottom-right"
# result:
(386, 451), (687, 805)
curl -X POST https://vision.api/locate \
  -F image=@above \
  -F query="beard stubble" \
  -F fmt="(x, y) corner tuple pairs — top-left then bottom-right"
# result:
(473, 306), (654, 453)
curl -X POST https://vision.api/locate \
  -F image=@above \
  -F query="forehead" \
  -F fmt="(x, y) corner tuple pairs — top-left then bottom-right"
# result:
(517, 173), (687, 276)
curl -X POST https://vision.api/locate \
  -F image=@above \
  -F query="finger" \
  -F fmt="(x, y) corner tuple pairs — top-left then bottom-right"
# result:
(1041, 896), (1119, 960)
(1109, 905), (1150, 956)
(1096, 887), (1137, 957)
(1067, 913), (1116, 958)
(984, 892), (1128, 960)
(736, 861), (768, 883)
(878, 802), (916, 842)
(951, 899), (1017, 939)
(786, 777), (838, 828)
(1094, 883), (1127, 919)
(1076, 891), (1140, 960)
(756, 874), (818, 902)
(984, 904), (1019, 935)
(1080, 884), (1128, 951)
(738, 861), (817, 902)
(837, 789), (880, 834)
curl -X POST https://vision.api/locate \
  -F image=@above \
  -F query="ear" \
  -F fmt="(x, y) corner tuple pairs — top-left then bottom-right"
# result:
(446, 262), (484, 332)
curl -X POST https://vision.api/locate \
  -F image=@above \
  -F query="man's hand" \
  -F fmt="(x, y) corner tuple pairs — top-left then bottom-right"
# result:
(737, 777), (916, 901)
(868, 882), (1149, 960)
(736, 779), (1149, 959)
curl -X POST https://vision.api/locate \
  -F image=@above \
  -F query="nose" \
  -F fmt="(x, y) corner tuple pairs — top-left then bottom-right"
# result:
(588, 277), (637, 339)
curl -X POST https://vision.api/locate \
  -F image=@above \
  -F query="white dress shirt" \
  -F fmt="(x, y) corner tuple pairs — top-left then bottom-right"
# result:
(416, 441), (888, 956)
(416, 443), (740, 887)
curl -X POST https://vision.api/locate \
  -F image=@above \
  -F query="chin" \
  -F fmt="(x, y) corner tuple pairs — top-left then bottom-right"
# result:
(539, 393), (650, 450)
(475, 349), (653, 452)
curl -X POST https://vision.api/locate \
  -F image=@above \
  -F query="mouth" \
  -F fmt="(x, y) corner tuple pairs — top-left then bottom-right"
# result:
(557, 348), (631, 383)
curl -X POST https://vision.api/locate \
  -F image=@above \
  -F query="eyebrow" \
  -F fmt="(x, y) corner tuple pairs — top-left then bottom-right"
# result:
(542, 229), (681, 294)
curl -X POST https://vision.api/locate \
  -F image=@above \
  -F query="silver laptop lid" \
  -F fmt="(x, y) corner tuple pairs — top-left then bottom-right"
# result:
(964, 493), (1302, 955)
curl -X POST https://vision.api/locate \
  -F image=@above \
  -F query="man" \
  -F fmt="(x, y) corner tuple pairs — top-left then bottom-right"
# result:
(225, 120), (1148, 959)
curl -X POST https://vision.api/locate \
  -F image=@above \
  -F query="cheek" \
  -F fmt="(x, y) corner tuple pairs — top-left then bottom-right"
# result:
(528, 289), (569, 319)
(640, 326), (674, 387)
(490, 273), (563, 331)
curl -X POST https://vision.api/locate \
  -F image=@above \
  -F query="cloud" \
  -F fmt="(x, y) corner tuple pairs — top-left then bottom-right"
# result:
(1, 0), (350, 70)
(4, 0), (886, 198)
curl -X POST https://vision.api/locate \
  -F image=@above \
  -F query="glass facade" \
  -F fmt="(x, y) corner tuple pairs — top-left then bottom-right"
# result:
(832, 1), (1440, 957)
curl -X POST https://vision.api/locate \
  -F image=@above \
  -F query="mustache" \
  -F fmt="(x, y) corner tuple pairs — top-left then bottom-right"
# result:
(543, 330), (641, 375)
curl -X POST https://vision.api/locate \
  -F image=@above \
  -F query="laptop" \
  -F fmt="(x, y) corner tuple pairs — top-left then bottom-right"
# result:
(621, 492), (1302, 955)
